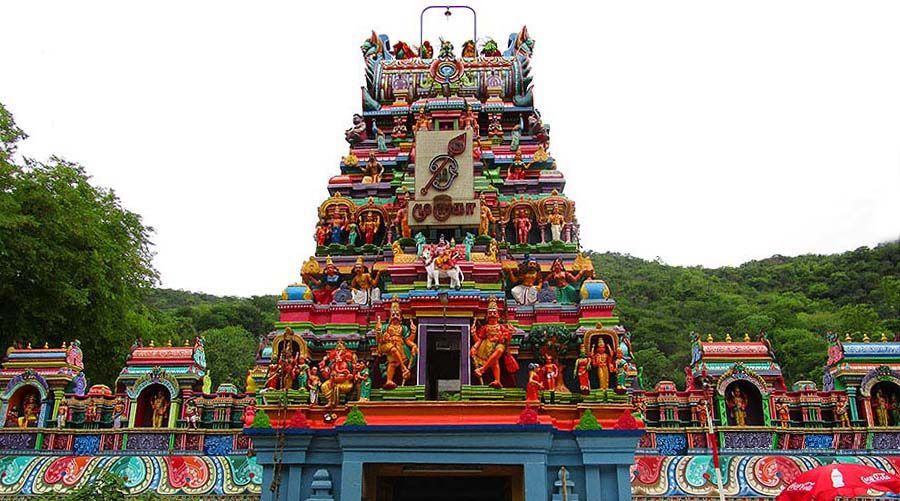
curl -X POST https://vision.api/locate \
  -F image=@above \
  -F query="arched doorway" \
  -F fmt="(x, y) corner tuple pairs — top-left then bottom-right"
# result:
(870, 381), (900, 427)
(134, 384), (172, 428)
(723, 380), (764, 426)
(3, 384), (44, 428)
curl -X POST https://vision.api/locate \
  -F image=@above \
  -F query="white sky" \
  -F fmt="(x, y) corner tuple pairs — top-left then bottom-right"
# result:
(3, 1), (899, 296)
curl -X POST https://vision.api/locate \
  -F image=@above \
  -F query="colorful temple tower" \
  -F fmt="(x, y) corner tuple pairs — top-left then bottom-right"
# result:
(245, 19), (643, 501)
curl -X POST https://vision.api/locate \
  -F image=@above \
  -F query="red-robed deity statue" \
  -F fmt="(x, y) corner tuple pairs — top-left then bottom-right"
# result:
(470, 297), (519, 388)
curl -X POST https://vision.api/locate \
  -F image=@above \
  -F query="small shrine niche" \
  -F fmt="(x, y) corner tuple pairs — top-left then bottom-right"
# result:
(868, 380), (900, 427)
(4, 383), (43, 428)
(502, 199), (539, 245)
(134, 383), (172, 428)
(722, 380), (764, 426)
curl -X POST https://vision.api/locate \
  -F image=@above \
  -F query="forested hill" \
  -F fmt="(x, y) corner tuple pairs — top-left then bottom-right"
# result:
(146, 241), (899, 391)
(592, 241), (899, 388)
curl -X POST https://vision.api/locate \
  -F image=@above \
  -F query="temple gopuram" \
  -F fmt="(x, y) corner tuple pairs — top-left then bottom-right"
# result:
(2, 9), (900, 501)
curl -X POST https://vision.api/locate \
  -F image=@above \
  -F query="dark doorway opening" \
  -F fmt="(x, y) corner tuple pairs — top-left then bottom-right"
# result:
(426, 329), (460, 400)
(376, 475), (512, 501)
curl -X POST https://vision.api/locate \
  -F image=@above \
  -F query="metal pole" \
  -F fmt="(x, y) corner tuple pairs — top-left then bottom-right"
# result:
(420, 5), (478, 47)
(705, 396), (726, 501)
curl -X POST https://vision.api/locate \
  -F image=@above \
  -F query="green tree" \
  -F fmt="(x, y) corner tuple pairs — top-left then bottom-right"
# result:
(202, 325), (257, 389)
(0, 104), (157, 384)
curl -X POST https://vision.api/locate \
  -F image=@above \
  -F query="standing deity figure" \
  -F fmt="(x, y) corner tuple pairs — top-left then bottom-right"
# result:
(507, 255), (541, 306)
(329, 212), (347, 244)
(243, 401), (257, 427)
(574, 350), (592, 394)
(56, 400), (69, 428)
(461, 40), (477, 58)
(546, 258), (591, 304)
(85, 400), (99, 425)
(776, 400), (790, 424)
(350, 257), (382, 305)
(347, 223), (360, 247)
(874, 390), (890, 427)
(184, 399), (200, 429)
(375, 299), (418, 390)
(345, 113), (367, 144)
(461, 104), (480, 138)
(526, 363), (543, 401)
(479, 202), (496, 237)
(470, 297), (519, 388)
(361, 212), (381, 245)
(307, 367), (321, 405)
(319, 341), (358, 407)
(112, 398), (125, 429)
(591, 341), (614, 390)
(362, 151), (384, 184)
(548, 205), (565, 242)
(727, 386), (748, 426)
(355, 361), (372, 401)
(541, 354), (562, 391)
(835, 396), (851, 427)
(514, 208), (532, 244)
(393, 203), (411, 240)
(615, 350), (628, 391)
(693, 398), (709, 425)
(150, 390), (169, 428)
(17, 394), (39, 428)
(315, 218), (329, 246)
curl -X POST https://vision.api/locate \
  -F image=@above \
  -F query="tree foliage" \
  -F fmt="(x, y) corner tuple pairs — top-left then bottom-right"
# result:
(0, 103), (157, 385)
(594, 242), (899, 388)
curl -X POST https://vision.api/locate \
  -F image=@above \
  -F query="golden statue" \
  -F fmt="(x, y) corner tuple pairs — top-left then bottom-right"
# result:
(17, 394), (39, 428)
(479, 201), (496, 237)
(375, 298), (418, 390)
(319, 340), (358, 407)
(150, 390), (169, 428)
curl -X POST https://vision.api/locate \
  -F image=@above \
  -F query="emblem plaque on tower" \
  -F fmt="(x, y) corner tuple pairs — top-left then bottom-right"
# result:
(410, 129), (480, 226)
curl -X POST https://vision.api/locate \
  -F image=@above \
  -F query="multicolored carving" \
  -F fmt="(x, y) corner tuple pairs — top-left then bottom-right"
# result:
(0, 455), (261, 497)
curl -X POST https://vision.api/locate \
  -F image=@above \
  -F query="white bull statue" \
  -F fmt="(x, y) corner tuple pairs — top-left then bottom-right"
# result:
(421, 246), (464, 290)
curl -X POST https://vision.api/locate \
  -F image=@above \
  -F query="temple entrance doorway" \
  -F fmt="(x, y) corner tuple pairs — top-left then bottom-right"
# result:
(425, 328), (461, 400)
(365, 464), (522, 501)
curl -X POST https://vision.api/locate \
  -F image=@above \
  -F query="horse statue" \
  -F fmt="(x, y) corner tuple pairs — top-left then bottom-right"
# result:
(421, 245), (464, 290)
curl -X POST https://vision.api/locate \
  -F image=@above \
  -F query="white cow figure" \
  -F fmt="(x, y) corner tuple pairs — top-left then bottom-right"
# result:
(421, 246), (464, 290)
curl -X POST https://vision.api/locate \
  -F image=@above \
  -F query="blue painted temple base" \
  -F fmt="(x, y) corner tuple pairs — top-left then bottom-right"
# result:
(246, 426), (643, 501)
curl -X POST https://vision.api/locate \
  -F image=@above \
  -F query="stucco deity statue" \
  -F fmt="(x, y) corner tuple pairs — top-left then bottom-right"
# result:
(150, 390), (169, 428)
(345, 113), (366, 144)
(361, 151), (384, 184)
(514, 207), (532, 244)
(727, 386), (748, 426)
(775, 400), (790, 424)
(541, 354), (561, 392)
(355, 361), (371, 401)
(361, 212), (381, 245)
(304, 256), (342, 304)
(184, 399), (200, 429)
(546, 258), (591, 304)
(350, 257), (381, 305)
(526, 363), (542, 402)
(112, 398), (125, 429)
(835, 396), (851, 427)
(507, 255), (541, 306)
(615, 350), (628, 391)
(506, 151), (527, 181)
(479, 202), (496, 237)
(319, 341), (358, 407)
(548, 205), (565, 242)
(461, 104), (479, 138)
(375, 299), (418, 390)
(874, 390), (891, 427)
(17, 394), (39, 428)
(56, 400), (68, 428)
(591, 341), (614, 390)
(470, 297), (519, 388)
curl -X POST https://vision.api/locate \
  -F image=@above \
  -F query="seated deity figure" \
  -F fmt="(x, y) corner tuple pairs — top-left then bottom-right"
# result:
(375, 299), (418, 390)
(507, 255), (541, 305)
(361, 152), (384, 184)
(304, 256), (343, 304)
(319, 341), (358, 407)
(545, 258), (592, 304)
(349, 257), (381, 305)
(345, 113), (366, 144)
(470, 297), (519, 388)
